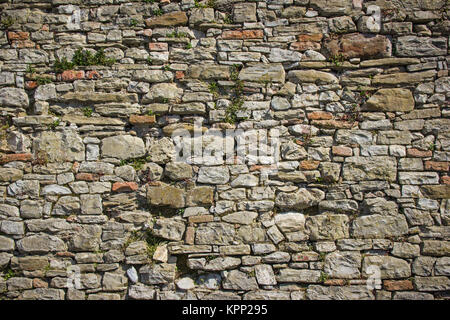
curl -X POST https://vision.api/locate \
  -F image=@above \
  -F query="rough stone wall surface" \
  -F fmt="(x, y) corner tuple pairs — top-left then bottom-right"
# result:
(0, 0), (449, 300)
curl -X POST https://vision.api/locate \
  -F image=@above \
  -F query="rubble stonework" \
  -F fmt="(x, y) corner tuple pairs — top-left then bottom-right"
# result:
(0, 0), (449, 300)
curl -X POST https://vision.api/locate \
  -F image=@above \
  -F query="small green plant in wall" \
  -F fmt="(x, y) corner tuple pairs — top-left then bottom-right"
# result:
(330, 53), (345, 67)
(36, 77), (53, 86)
(48, 118), (61, 130)
(72, 48), (115, 67)
(54, 57), (75, 72)
(153, 8), (163, 16)
(54, 49), (115, 72)
(208, 81), (219, 98)
(129, 18), (139, 27)
(223, 14), (233, 24)
(82, 107), (93, 117)
(2, 269), (15, 281)
(166, 31), (188, 38)
(145, 232), (166, 262)
(319, 272), (329, 283)
(0, 16), (14, 29)
(26, 64), (36, 74)
(194, 0), (207, 8)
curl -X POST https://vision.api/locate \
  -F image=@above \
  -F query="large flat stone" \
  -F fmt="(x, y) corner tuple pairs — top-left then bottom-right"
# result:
(187, 64), (230, 80)
(363, 88), (414, 112)
(352, 215), (409, 239)
(306, 214), (349, 240)
(396, 36), (447, 57)
(101, 135), (145, 160)
(0, 168), (23, 182)
(307, 285), (375, 300)
(61, 92), (138, 104)
(147, 185), (185, 208)
(372, 70), (436, 85)
(152, 218), (186, 241)
(62, 115), (125, 126)
(238, 64), (285, 83)
(16, 234), (66, 254)
(145, 11), (188, 27)
(362, 255), (411, 279)
(275, 188), (325, 210)
(33, 129), (85, 162)
(343, 156), (397, 182)
(287, 70), (338, 84)
(197, 166), (230, 185)
(0, 87), (29, 107)
(324, 33), (391, 59)
(195, 223), (235, 245)
(309, 0), (353, 16)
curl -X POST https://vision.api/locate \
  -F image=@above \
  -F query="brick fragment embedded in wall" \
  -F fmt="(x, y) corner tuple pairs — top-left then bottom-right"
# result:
(0, 0), (449, 301)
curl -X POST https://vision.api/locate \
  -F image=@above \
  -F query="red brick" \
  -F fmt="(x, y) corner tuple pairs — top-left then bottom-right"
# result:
(175, 71), (184, 80)
(55, 251), (75, 258)
(441, 176), (450, 184)
(72, 161), (80, 173)
(11, 40), (35, 48)
(33, 278), (48, 289)
(143, 29), (153, 37)
(76, 173), (99, 181)
(424, 161), (449, 171)
(25, 81), (38, 90)
(149, 42), (168, 51)
(86, 70), (101, 79)
(437, 70), (448, 77)
(290, 41), (321, 52)
(307, 111), (333, 120)
(185, 226), (195, 245)
(324, 279), (347, 286)
(324, 33), (391, 59)
(222, 30), (243, 39)
(407, 148), (432, 158)
(297, 34), (323, 42)
(300, 160), (320, 170)
(0, 153), (32, 164)
(129, 115), (156, 125)
(291, 253), (319, 262)
(222, 29), (264, 40)
(7, 31), (29, 40)
(112, 182), (138, 192)
(59, 70), (85, 82)
(383, 280), (413, 291)
(66, 215), (77, 223)
(281, 119), (304, 126)
(332, 146), (353, 157)
(242, 29), (264, 39)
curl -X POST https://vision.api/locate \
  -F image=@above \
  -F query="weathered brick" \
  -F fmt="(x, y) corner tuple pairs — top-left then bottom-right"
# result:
(424, 161), (449, 171)
(112, 182), (138, 192)
(384, 280), (414, 291)
(407, 148), (433, 158)
(59, 70), (85, 82)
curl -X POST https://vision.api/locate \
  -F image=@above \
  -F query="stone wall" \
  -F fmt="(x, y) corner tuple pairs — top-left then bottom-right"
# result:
(0, 0), (449, 300)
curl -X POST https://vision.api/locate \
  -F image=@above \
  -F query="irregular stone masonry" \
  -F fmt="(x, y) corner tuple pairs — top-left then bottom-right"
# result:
(0, 0), (449, 300)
